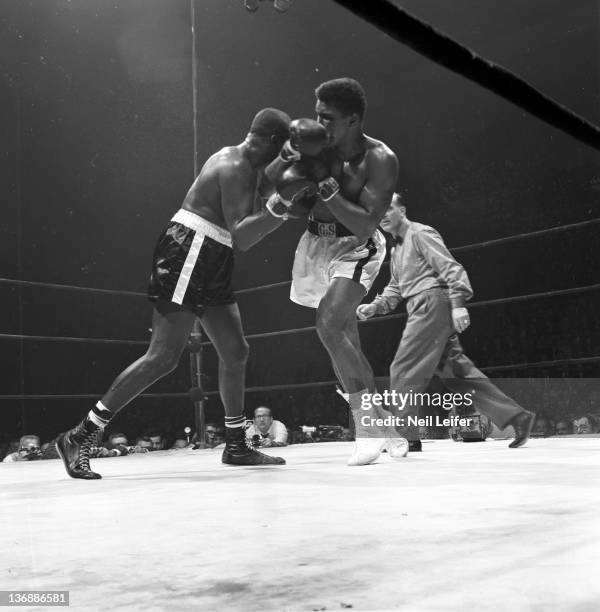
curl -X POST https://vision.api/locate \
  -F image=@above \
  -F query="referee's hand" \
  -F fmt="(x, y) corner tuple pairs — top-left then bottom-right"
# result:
(452, 307), (471, 333)
(356, 303), (377, 320)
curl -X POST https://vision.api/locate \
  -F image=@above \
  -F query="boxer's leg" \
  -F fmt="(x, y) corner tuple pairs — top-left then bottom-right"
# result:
(56, 302), (196, 479)
(101, 302), (196, 412)
(200, 303), (285, 465)
(316, 277), (373, 394)
(316, 278), (386, 465)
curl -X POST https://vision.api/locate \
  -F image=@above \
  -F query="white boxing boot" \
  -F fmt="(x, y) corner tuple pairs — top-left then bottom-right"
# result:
(386, 437), (409, 459)
(348, 406), (387, 466)
(343, 388), (387, 466)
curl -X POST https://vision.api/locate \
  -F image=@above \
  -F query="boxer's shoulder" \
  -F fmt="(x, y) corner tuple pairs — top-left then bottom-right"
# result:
(364, 135), (397, 161)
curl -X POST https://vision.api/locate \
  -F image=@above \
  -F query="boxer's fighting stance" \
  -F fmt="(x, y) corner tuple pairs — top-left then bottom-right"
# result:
(267, 78), (406, 465)
(57, 108), (308, 479)
(357, 195), (536, 449)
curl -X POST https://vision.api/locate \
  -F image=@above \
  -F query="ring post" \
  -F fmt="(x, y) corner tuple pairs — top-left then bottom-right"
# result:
(189, 0), (206, 448)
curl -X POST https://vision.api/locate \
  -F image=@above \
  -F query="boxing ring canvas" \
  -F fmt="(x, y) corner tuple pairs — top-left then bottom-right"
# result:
(3, 439), (600, 611)
(1, 0), (599, 610)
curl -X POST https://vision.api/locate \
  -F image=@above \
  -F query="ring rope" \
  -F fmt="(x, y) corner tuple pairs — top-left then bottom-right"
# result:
(0, 284), (596, 347)
(450, 218), (599, 253)
(0, 356), (596, 401)
(1, 219), (596, 299)
(201, 356), (600, 397)
(0, 333), (148, 346)
(236, 218), (599, 293)
(331, 0), (600, 150)
(0, 277), (145, 298)
(0, 392), (189, 401)
(201, 284), (600, 346)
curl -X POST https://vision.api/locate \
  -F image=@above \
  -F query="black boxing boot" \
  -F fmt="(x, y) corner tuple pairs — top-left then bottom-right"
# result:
(408, 440), (422, 452)
(56, 421), (102, 480)
(222, 426), (285, 466)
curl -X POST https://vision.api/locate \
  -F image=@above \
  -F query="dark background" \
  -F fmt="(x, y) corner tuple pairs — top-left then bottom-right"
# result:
(0, 0), (598, 443)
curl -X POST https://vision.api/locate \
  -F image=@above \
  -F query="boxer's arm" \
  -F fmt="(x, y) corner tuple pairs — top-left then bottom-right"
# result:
(264, 155), (294, 186)
(220, 162), (285, 252)
(320, 148), (399, 241)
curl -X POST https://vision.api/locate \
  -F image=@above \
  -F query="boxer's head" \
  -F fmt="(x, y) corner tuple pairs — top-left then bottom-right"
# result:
(315, 78), (366, 147)
(380, 192), (406, 235)
(247, 107), (291, 161)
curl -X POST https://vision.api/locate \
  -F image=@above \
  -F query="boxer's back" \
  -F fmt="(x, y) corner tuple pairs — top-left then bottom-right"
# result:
(181, 146), (254, 231)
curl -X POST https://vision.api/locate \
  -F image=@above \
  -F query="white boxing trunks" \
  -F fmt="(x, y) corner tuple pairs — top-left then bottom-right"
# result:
(290, 219), (386, 308)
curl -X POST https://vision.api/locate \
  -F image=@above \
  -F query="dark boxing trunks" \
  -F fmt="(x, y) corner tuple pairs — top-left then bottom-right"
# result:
(148, 209), (235, 316)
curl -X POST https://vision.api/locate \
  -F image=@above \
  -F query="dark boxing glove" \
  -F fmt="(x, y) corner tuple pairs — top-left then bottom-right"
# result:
(277, 164), (318, 200)
(279, 118), (328, 162)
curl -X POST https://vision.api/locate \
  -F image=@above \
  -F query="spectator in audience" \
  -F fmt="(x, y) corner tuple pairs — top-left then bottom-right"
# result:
(2, 435), (42, 463)
(531, 415), (554, 438)
(100, 432), (132, 456)
(41, 439), (60, 460)
(107, 433), (129, 450)
(572, 414), (599, 435)
(204, 423), (223, 448)
(171, 438), (188, 449)
(134, 437), (152, 452)
(555, 420), (572, 435)
(148, 432), (165, 451)
(5, 439), (20, 456)
(246, 406), (288, 447)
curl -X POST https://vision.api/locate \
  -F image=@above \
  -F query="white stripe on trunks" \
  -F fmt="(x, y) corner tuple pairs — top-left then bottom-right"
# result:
(172, 232), (205, 305)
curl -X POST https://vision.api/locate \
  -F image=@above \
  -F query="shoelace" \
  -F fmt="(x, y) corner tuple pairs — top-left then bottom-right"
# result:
(78, 434), (95, 471)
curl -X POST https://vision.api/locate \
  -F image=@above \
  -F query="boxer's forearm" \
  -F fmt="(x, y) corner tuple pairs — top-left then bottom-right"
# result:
(324, 193), (380, 241)
(232, 208), (285, 251)
(264, 155), (293, 185)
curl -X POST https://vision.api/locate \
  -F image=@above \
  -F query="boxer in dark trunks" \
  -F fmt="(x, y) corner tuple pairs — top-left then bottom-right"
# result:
(56, 108), (307, 479)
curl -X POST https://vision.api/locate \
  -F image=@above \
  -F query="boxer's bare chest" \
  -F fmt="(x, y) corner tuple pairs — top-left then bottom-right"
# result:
(312, 156), (368, 222)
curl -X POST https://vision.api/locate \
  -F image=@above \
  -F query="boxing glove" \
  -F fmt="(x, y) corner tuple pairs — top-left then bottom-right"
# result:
(279, 118), (328, 162)
(276, 163), (319, 204)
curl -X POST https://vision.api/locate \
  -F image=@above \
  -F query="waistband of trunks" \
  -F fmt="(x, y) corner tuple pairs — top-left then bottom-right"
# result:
(307, 218), (354, 238)
(171, 209), (233, 248)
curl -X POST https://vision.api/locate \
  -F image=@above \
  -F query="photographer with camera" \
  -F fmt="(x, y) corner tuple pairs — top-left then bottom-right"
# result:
(246, 406), (288, 448)
(2, 435), (43, 463)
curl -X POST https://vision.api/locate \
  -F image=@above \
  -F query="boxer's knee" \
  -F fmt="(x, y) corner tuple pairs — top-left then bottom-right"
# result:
(222, 338), (249, 369)
(143, 350), (181, 378)
(316, 306), (346, 348)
